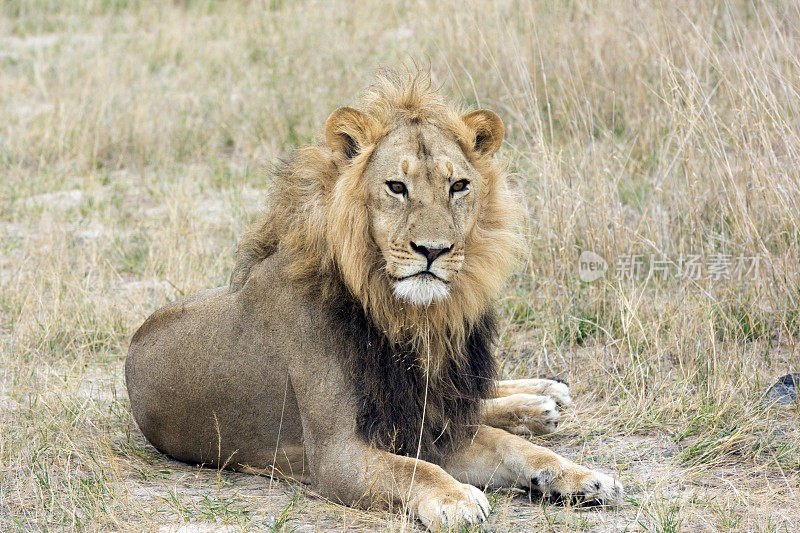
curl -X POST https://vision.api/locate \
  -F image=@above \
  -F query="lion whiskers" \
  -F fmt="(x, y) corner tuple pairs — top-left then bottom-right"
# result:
(393, 276), (450, 306)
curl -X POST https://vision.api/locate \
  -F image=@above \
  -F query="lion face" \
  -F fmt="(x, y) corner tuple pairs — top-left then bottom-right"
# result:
(325, 101), (509, 311)
(362, 124), (483, 306)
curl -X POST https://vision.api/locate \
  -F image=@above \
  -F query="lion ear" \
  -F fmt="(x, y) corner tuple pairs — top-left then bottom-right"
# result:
(325, 106), (374, 160)
(461, 109), (505, 156)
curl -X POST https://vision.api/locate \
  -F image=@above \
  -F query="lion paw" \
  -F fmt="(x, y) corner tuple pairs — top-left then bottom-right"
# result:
(498, 393), (561, 435)
(416, 483), (490, 529)
(547, 469), (624, 506)
(540, 380), (572, 407)
(501, 378), (572, 407)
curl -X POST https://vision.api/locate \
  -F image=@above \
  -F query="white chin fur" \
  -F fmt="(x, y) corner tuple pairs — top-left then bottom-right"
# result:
(393, 276), (450, 307)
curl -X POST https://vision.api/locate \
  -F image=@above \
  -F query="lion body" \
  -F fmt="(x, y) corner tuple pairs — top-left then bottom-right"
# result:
(126, 249), (495, 479)
(126, 72), (623, 528)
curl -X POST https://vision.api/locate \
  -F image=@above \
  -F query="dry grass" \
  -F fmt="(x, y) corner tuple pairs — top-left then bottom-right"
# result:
(2, 0), (799, 531)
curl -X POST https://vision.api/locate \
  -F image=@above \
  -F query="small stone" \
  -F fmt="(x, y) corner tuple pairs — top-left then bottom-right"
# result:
(764, 373), (799, 406)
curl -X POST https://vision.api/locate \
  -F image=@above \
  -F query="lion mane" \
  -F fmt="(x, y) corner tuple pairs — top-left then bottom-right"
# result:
(229, 71), (521, 460)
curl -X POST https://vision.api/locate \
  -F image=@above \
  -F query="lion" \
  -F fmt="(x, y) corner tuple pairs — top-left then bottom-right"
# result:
(125, 71), (623, 529)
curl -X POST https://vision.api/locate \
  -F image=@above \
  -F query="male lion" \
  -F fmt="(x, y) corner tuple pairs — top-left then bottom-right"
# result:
(125, 72), (623, 528)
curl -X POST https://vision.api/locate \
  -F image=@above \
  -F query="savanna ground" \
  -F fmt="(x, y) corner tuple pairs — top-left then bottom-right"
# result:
(2, 0), (799, 531)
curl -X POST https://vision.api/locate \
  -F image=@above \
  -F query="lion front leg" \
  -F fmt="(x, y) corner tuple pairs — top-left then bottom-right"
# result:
(286, 346), (491, 529)
(443, 425), (623, 505)
(481, 378), (573, 435)
(384, 452), (491, 528)
(308, 439), (489, 529)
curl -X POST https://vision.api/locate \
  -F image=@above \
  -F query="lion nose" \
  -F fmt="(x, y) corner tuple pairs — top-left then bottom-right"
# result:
(410, 241), (453, 267)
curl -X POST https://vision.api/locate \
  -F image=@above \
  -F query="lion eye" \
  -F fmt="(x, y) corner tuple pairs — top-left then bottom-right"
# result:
(450, 179), (469, 194)
(386, 181), (407, 196)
